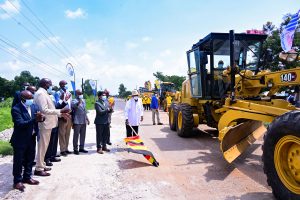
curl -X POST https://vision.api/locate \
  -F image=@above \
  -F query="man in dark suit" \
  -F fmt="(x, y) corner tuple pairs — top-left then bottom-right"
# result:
(11, 90), (44, 191)
(94, 91), (112, 154)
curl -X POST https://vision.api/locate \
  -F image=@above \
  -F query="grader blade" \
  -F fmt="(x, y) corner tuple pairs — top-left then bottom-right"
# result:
(220, 120), (266, 163)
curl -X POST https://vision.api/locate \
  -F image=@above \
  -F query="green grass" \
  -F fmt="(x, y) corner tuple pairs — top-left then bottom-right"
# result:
(85, 95), (97, 110)
(0, 140), (13, 156)
(0, 106), (13, 132)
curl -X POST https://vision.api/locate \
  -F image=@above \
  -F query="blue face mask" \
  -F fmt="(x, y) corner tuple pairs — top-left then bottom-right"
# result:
(47, 86), (53, 94)
(64, 85), (68, 90)
(25, 99), (34, 107)
(102, 96), (107, 100)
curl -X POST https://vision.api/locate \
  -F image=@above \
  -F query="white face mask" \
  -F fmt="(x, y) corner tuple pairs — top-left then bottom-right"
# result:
(78, 95), (83, 99)
(102, 96), (107, 100)
(133, 96), (138, 101)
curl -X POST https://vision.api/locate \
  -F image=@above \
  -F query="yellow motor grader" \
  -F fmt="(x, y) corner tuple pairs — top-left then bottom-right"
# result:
(169, 30), (300, 199)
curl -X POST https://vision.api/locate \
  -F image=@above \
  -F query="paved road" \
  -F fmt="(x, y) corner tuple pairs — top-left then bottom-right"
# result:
(0, 98), (274, 200)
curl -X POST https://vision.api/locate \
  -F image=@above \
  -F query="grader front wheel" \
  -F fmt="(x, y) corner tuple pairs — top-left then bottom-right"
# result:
(169, 103), (178, 131)
(263, 111), (300, 200)
(176, 104), (194, 137)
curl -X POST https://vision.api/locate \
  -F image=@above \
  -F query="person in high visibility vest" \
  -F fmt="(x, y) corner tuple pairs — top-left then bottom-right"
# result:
(142, 95), (147, 110)
(166, 94), (173, 112)
(145, 95), (151, 110)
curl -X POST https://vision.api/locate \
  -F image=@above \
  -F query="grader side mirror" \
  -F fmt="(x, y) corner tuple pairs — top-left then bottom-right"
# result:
(200, 52), (208, 66)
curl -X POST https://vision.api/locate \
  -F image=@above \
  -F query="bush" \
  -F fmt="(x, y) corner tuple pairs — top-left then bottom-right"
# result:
(0, 140), (13, 156)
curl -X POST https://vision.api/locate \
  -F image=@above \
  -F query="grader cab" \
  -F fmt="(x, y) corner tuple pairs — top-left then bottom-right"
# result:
(169, 30), (300, 199)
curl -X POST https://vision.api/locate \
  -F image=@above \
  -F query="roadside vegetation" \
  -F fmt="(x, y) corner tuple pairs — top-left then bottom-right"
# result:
(0, 98), (13, 132)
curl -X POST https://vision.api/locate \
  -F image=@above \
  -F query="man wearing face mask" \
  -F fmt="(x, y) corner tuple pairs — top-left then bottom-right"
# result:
(72, 89), (90, 155)
(55, 80), (72, 156)
(12, 82), (31, 108)
(10, 90), (44, 191)
(124, 90), (144, 137)
(26, 86), (37, 97)
(34, 78), (71, 176)
(94, 91), (112, 154)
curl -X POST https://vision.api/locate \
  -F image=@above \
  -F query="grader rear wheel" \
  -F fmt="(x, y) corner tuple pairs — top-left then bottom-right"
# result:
(169, 103), (178, 131)
(176, 104), (194, 137)
(262, 111), (300, 200)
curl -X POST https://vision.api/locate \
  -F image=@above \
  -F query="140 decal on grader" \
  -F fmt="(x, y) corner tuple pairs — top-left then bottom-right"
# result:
(169, 30), (300, 199)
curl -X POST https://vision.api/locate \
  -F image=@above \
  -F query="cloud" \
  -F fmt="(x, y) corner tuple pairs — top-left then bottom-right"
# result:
(36, 36), (60, 48)
(142, 36), (152, 42)
(0, 0), (20, 20)
(160, 49), (172, 57)
(22, 42), (31, 48)
(125, 42), (139, 50)
(65, 8), (87, 19)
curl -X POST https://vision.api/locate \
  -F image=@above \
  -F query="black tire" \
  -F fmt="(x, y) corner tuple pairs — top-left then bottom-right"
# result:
(176, 103), (194, 137)
(262, 111), (300, 200)
(169, 103), (178, 131)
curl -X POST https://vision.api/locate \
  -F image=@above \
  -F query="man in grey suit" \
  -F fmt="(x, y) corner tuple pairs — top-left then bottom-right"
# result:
(71, 89), (90, 155)
(34, 78), (70, 176)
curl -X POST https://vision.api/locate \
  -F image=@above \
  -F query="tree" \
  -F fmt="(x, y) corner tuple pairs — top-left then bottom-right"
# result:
(153, 71), (186, 90)
(83, 79), (93, 96)
(13, 71), (40, 91)
(118, 83), (131, 98)
(261, 14), (300, 71)
(0, 77), (14, 98)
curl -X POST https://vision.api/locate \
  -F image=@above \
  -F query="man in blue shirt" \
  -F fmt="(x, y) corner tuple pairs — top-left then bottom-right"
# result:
(150, 93), (163, 125)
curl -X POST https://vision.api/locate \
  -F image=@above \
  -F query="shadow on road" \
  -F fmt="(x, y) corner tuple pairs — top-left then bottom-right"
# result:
(225, 192), (275, 200)
(118, 159), (152, 170)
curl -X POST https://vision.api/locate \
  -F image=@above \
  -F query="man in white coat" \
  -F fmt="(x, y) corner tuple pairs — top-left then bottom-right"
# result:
(125, 90), (143, 137)
(34, 78), (70, 176)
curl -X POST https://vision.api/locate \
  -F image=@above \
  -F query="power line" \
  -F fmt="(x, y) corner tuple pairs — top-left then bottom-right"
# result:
(0, 43), (65, 79)
(2, 2), (68, 61)
(20, 0), (87, 75)
(21, 0), (79, 62)
(0, 34), (67, 75)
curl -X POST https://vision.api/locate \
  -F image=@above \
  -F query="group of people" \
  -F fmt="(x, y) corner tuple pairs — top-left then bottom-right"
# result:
(141, 95), (151, 110)
(10, 78), (115, 191)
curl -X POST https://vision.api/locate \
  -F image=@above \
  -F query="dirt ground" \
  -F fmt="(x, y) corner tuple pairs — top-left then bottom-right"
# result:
(0, 99), (274, 200)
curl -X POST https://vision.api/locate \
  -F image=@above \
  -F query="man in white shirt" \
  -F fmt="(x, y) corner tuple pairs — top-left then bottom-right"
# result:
(124, 90), (144, 137)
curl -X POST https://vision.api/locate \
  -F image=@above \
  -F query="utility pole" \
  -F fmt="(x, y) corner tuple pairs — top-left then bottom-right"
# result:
(82, 78), (84, 94)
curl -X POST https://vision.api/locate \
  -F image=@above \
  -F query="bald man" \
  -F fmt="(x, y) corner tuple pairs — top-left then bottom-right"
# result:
(11, 90), (44, 191)
(34, 78), (70, 176)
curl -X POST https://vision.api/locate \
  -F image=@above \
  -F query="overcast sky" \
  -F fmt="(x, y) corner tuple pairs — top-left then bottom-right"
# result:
(0, 0), (299, 94)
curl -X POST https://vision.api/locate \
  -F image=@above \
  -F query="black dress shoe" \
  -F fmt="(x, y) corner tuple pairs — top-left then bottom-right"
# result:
(45, 160), (53, 166)
(50, 157), (61, 162)
(61, 152), (67, 157)
(34, 170), (50, 176)
(13, 182), (25, 191)
(107, 142), (112, 146)
(22, 178), (39, 185)
(66, 150), (72, 154)
(79, 149), (88, 153)
(74, 150), (79, 155)
(55, 154), (61, 158)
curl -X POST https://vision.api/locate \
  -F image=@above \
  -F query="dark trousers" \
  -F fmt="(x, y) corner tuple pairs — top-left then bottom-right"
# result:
(146, 104), (150, 110)
(13, 136), (36, 184)
(73, 124), (86, 150)
(45, 127), (58, 161)
(95, 124), (109, 149)
(126, 125), (139, 137)
(143, 104), (146, 110)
